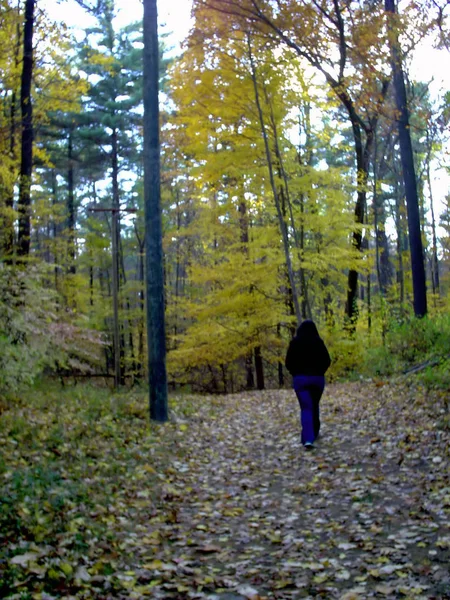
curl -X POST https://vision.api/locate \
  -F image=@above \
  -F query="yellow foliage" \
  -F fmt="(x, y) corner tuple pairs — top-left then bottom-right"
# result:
(162, 7), (379, 386)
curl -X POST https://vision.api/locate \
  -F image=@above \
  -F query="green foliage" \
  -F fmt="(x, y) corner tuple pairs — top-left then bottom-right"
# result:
(417, 357), (450, 391)
(0, 264), (103, 399)
(324, 334), (361, 381)
(386, 314), (450, 364)
(0, 383), (144, 597)
(0, 265), (56, 396)
(357, 312), (450, 388)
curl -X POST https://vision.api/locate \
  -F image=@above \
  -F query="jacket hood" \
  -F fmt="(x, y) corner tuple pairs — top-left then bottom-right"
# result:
(296, 319), (319, 338)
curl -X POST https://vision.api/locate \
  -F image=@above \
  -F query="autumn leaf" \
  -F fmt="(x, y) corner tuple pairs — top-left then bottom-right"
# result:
(1, 380), (449, 598)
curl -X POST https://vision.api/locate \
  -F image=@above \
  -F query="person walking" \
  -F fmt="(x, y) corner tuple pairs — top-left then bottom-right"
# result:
(285, 320), (331, 449)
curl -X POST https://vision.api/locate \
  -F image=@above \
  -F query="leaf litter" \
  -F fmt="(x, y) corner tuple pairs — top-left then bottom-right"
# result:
(0, 380), (449, 599)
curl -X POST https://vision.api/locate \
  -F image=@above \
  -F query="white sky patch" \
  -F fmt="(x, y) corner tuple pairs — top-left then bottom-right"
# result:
(40, 0), (194, 48)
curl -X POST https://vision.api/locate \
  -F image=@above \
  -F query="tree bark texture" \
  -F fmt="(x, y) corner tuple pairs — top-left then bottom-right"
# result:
(254, 346), (265, 391)
(385, 0), (427, 317)
(68, 127), (76, 274)
(17, 0), (35, 257)
(238, 197), (256, 390)
(143, 0), (169, 422)
(2, 11), (21, 260)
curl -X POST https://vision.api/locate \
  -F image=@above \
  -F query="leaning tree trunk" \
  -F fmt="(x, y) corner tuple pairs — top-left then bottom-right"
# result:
(247, 34), (302, 325)
(385, 0), (427, 317)
(262, 82), (311, 320)
(17, 0), (35, 257)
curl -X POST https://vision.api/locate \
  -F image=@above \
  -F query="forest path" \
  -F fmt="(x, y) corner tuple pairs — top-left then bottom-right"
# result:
(121, 381), (450, 599)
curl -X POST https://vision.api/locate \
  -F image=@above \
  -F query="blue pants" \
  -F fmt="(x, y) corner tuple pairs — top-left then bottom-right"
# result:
(293, 375), (325, 445)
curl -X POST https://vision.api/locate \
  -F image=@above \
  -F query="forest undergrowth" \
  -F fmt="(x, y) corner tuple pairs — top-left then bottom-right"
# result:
(0, 378), (449, 599)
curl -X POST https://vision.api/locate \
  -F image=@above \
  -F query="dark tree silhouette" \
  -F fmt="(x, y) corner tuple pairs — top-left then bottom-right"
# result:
(17, 0), (35, 257)
(385, 0), (427, 317)
(143, 0), (168, 421)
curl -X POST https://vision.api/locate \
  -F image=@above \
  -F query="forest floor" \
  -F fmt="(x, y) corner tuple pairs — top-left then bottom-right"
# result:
(1, 379), (449, 599)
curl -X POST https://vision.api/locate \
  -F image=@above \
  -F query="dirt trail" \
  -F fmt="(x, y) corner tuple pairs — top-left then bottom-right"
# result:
(121, 381), (450, 599)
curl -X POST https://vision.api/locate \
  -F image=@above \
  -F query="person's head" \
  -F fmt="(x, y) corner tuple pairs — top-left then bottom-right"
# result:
(296, 319), (319, 338)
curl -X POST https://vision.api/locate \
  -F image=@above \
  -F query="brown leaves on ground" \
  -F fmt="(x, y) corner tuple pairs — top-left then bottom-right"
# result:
(1, 380), (449, 599)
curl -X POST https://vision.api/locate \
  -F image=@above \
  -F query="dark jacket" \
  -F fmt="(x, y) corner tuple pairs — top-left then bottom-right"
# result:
(285, 320), (331, 377)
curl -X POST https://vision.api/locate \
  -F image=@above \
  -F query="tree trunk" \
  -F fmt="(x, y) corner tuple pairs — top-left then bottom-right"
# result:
(429, 191), (440, 298)
(254, 346), (264, 391)
(3, 93), (17, 260)
(17, 0), (35, 257)
(373, 189), (392, 296)
(3, 9), (21, 261)
(143, 0), (168, 421)
(111, 127), (123, 385)
(67, 126), (76, 274)
(51, 170), (59, 291)
(298, 94), (313, 320)
(262, 82), (311, 319)
(173, 189), (182, 341)
(277, 323), (284, 388)
(426, 130), (440, 297)
(89, 253), (94, 307)
(135, 228), (145, 380)
(118, 238), (137, 383)
(344, 119), (372, 324)
(238, 196), (255, 390)
(247, 34), (301, 325)
(111, 209), (121, 387)
(133, 225), (145, 380)
(385, 0), (427, 317)
(3, 5), (22, 259)
(394, 180), (405, 304)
